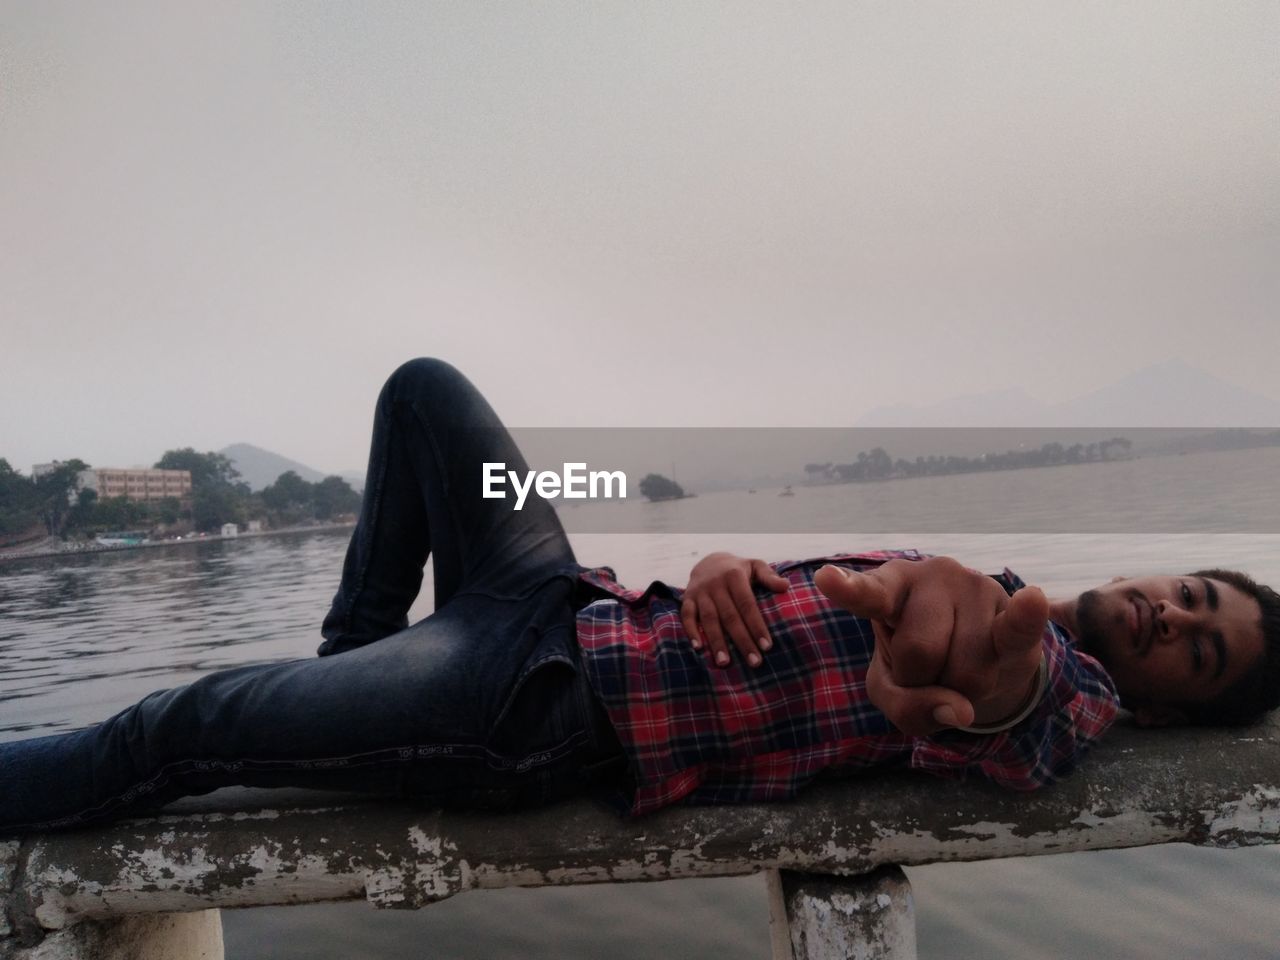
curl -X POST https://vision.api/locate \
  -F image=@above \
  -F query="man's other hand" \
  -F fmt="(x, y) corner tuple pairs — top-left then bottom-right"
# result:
(814, 557), (1047, 735)
(681, 552), (790, 668)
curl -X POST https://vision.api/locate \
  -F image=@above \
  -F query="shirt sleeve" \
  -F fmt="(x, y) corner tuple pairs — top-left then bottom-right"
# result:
(909, 622), (1120, 791)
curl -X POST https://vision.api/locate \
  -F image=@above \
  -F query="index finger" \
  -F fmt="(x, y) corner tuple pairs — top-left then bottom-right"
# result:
(680, 597), (704, 651)
(814, 564), (908, 623)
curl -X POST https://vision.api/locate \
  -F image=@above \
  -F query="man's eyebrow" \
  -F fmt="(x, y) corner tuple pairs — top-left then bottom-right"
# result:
(1198, 579), (1226, 679)
(1199, 577), (1220, 611)
(1211, 631), (1227, 682)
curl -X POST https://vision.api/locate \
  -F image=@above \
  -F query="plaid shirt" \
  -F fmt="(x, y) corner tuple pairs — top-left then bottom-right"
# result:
(576, 550), (1119, 816)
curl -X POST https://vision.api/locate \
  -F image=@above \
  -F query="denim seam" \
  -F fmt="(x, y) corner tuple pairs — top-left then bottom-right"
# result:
(330, 397), (396, 639)
(407, 396), (470, 600)
(447, 571), (579, 604)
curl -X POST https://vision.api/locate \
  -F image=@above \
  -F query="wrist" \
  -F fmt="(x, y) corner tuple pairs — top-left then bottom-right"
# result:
(956, 654), (1049, 735)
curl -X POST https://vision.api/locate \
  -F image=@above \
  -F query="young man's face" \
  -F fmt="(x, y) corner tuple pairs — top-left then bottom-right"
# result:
(1072, 574), (1264, 721)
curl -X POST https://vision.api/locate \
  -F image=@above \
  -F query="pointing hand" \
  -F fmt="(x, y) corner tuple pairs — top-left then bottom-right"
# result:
(815, 557), (1047, 735)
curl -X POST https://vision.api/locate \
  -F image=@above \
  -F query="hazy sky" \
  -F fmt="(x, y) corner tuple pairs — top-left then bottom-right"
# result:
(3, 2), (1277, 475)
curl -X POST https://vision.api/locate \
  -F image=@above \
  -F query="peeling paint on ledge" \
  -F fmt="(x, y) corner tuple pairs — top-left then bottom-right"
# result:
(1, 840), (19, 939)
(1204, 786), (1280, 846)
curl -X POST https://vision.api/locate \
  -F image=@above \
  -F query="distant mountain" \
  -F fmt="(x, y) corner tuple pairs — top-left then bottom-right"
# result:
(856, 387), (1051, 427)
(856, 360), (1280, 427)
(220, 443), (329, 491)
(1064, 360), (1280, 426)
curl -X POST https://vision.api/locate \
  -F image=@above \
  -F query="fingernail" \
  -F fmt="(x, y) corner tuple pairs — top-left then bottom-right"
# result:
(716, 651), (730, 666)
(748, 653), (761, 667)
(691, 638), (702, 649)
(933, 705), (959, 727)
(758, 636), (772, 651)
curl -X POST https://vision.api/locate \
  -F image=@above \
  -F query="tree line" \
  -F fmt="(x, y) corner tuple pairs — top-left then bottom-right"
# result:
(803, 438), (1135, 483)
(0, 449), (361, 545)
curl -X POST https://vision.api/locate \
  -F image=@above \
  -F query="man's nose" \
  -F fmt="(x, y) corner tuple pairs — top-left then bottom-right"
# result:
(1154, 600), (1199, 640)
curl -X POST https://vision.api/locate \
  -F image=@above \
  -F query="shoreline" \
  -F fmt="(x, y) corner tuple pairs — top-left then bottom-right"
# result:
(0, 522), (356, 565)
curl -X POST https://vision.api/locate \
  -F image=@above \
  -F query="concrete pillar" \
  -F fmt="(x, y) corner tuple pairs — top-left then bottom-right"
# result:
(767, 866), (916, 960)
(2, 910), (223, 960)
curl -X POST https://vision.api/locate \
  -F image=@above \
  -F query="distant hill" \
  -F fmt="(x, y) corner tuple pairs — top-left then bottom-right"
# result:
(337, 469), (366, 492)
(220, 443), (330, 491)
(856, 360), (1280, 427)
(1065, 361), (1280, 426)
(855, 387), (1051, 427)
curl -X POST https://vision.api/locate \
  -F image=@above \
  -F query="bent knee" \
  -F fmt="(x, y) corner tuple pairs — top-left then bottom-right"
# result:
(389, 356), (463, 386)
(382, 357), (474, 402)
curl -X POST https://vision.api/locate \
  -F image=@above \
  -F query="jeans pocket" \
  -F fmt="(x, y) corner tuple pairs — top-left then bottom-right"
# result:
(489, 656), (577, 754)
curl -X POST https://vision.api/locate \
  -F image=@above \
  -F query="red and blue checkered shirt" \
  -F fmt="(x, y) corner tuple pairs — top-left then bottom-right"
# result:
(575, 549), (1119, 816)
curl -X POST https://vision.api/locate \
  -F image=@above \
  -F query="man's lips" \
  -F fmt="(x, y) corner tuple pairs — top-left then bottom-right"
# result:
(1128, 595), (1153, 654)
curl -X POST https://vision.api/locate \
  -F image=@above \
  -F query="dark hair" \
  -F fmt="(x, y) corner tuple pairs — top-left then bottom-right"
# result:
(1177, 568), (1280, 726)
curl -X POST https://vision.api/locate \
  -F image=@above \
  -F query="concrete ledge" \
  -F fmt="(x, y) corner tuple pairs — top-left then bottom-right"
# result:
(4, 717), (1279, 946)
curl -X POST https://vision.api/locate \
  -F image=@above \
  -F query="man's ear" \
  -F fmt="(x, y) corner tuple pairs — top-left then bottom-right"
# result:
(1133, 704), (1188, 728)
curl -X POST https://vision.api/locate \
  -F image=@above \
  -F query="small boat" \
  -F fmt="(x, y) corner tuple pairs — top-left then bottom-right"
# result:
(778, 485), (795, 497)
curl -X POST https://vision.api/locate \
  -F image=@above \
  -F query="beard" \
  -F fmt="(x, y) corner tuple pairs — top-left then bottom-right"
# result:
(1073, 588), (1113, 666)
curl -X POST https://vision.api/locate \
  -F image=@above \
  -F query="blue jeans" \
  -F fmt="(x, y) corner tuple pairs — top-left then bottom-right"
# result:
(0, 359), (624, 835)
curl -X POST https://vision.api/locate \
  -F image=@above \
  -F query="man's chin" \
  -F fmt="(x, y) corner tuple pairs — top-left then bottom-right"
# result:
(1073, 588), (1113, 665)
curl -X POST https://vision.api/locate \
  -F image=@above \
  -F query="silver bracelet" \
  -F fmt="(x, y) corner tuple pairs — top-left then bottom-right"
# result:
(954, 653), (1050, 735)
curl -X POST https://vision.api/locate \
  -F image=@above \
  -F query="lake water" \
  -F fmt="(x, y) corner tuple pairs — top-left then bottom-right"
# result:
(2, 449), (1279, 958)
